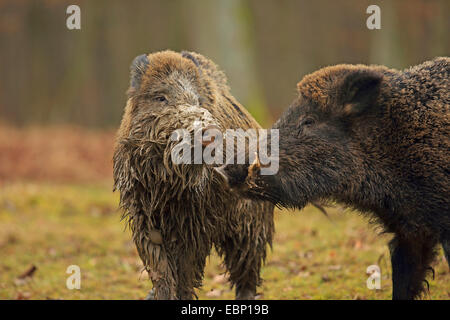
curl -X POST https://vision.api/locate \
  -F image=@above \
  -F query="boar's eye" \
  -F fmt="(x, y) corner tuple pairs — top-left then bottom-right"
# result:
(297, 117), (315, 136)
(302, 117), (315, 126)
(153, 95), (167, 103)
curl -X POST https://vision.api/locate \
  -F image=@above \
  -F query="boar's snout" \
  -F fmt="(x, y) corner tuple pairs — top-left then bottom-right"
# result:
(214, 163), (249, 190)
(215, 152), (266, 191)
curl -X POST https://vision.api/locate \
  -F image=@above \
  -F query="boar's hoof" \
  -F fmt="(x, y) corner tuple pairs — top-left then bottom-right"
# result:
(145, 288), (155, 300)
(236, 288), (256, 300)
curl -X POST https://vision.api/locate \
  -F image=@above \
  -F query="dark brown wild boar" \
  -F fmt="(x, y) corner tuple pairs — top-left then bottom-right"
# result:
(219, 57), (450, 300)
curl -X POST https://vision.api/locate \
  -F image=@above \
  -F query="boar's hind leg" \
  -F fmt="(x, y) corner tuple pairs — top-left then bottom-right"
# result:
(389, 236), (438, 300)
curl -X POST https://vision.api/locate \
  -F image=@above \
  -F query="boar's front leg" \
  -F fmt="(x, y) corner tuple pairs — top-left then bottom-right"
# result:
(145, 240), (210, 300)
(132, 223), (178, 299)
(389, 235), (438, 299)
(218, 234), (259, 299)
(144, 245), (178, 300)
(173, 244), (211, 300)
(145, 288), (155, 300)
(218, 207), (274, 300)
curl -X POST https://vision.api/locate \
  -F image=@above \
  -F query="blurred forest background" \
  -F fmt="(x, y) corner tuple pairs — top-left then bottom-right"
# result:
(1, 0), (448, 183)
(1, 0), (448, 129)
(0, 0), (449, 300)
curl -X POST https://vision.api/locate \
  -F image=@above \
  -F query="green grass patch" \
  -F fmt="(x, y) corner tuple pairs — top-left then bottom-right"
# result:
(0, 182), (448, 299)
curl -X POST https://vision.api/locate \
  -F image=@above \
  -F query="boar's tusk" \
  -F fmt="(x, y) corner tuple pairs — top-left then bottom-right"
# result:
(214, 165), (229, 186)
(248, 152), (261, 176)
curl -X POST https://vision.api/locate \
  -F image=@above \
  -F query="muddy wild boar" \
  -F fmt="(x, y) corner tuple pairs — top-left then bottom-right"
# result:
(113, 50), (274, 300)
(218, 57), (449, 299)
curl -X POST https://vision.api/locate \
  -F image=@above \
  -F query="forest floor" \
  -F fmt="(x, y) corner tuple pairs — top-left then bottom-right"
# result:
(0, 126), (449, 299)
(1, 182), (449, 300)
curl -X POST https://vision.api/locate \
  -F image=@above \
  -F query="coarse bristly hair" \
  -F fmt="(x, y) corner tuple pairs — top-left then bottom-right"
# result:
(221, 57), (450, 300)
(113, 50), (274, 300)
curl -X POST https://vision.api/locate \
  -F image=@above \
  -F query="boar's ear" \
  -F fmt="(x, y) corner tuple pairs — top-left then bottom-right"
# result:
(129, 54), (149, 92)
(181, 51), (201, 68)
(340, 69), (383, 116)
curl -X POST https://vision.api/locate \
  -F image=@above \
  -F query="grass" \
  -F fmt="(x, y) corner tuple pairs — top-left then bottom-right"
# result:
(0, 182), (449, 300)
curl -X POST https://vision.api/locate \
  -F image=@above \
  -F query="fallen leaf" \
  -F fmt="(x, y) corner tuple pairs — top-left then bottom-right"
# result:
(17, 265), (37, 279)
(354, 240), (363, 249)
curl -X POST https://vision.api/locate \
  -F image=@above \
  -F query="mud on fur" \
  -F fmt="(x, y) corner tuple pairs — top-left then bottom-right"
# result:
(113, 50), (274, 300)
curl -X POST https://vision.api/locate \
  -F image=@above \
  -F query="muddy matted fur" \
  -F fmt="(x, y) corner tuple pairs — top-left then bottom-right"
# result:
(221, 57), (449, 299)
(113, 50), (274, 299)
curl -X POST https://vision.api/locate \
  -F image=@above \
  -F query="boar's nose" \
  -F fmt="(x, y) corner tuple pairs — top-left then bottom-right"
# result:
(214, 163), (250, 190)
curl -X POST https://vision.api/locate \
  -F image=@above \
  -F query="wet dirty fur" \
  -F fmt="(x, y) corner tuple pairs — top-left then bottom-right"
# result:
(113, 50), (274, 300)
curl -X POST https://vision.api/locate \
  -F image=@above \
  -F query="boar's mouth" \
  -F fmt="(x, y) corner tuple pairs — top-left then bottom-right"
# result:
(216, 153), (325, 212)
(216, 162), (328, 215)
(215, 154), (285, 205)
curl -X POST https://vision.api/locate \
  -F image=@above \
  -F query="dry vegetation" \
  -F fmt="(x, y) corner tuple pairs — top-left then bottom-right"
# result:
(0, 126), (449, 300)
(0, 126), (115, 184)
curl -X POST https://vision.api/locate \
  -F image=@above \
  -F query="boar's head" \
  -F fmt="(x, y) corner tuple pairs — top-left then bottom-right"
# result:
(218, 64), (387, 210)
